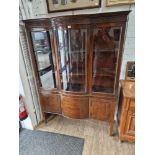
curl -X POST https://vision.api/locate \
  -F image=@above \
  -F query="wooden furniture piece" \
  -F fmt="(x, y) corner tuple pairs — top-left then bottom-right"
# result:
(23, 11), (130, 136)
(118, 80), (135, 142)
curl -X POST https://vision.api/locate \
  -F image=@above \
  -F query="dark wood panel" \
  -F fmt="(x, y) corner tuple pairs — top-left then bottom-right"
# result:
(92, 76), (114, 87)
(40, 92), (61, 114)
(51, 11), (130, 26)
(89, 98), (115, 121)
(24, 19), (50, 30)
(62, 96), (89, 119)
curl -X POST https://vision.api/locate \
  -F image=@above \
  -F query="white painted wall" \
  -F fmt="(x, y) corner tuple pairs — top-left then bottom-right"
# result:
(19, 74), (25, 96)
(19, 52), (38, 127)
(22, 0), (135, 79)
(120, 5), (135, 79)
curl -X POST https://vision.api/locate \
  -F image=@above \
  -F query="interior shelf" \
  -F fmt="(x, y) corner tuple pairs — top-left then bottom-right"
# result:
(92, 86), (114, 93)
(68, 73), (85, 76)
(69, 51), (86, 54)
(93, 73), (115, 77)
(93, 50), (114, 53)
(61, 83), (85, 92)
(92, 82), (114, 87)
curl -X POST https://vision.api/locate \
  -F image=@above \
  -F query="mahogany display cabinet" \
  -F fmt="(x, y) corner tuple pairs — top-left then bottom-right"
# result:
(24, 11), (130, 135)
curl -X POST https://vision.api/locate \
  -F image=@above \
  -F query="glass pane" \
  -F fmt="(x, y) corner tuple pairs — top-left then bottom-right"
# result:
(56, 27), (87, 92)
(31, 31), (57, 89)
(92, 26), (121, 93)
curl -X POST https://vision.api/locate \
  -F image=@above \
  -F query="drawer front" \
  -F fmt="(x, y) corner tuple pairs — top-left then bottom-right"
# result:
(40, 93), (61, 114)
(90, 98), (115, 121)
(62, 96), (89, 119)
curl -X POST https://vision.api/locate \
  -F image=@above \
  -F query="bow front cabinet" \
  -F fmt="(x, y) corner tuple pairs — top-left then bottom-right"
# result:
(24, 11), (129, 135)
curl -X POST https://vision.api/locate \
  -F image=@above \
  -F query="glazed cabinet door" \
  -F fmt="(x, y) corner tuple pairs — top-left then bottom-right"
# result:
(55, 25), (88, 92)
(31, 30), (57, 90)
(29, 28), (61, 114)
(91, 25), (122, 94)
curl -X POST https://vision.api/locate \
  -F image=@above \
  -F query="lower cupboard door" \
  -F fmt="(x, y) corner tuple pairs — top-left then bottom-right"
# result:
(40, 93), (61, 114)
(124, 111), (135, 136)
(61, 96), (89, 119)
(89, 98), (115, 121)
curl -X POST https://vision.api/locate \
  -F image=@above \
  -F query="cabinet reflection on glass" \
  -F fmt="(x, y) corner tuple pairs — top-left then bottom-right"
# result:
(56, 27), (87, 92)
(92, 26), (121, 93)
(31, 31), (57, 89)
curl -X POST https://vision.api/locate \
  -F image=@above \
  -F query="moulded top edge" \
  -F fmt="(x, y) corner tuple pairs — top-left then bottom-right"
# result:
(22, 11), (131, 23)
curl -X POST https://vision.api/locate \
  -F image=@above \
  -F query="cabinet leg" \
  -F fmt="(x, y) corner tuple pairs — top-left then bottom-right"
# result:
(43, 112), (56, 124)
(109, 103), (116, 136)
(43, 112), (48, 123)
(119, 139), (123, 143)
(109, 120), (114, 136)
(44, 118), (48, 124)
